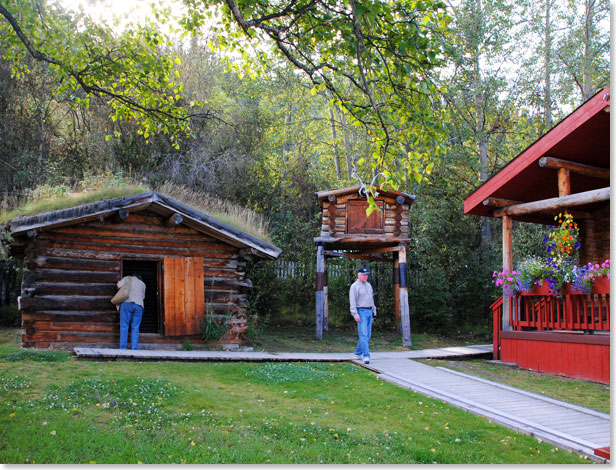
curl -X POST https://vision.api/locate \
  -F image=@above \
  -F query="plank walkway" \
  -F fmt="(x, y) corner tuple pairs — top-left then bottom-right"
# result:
(74, 344), (609, 461)
(365, 357), (610, 461)
(73, 344), (492, 361)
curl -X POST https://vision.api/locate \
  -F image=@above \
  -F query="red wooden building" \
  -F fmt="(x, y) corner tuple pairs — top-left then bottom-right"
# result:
(464, 88), (610, 384)
(9, 191), (281, 349)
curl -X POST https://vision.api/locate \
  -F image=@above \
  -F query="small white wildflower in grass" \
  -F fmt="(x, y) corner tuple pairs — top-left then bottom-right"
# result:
(50, 431), (56, 436)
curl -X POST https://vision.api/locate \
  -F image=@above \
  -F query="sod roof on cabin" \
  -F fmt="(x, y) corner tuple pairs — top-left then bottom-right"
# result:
(9, 191), (282, 260)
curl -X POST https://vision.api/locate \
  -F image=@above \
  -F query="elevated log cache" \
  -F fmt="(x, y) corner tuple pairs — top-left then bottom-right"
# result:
(314, 185), (415, 347)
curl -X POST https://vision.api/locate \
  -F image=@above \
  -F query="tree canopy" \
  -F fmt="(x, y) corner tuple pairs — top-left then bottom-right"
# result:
(0, 0), (609, 332)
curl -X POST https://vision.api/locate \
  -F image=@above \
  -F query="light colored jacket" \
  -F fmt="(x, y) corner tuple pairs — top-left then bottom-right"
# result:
(117, 276), (146, 308)
(349, 279), (376, 317)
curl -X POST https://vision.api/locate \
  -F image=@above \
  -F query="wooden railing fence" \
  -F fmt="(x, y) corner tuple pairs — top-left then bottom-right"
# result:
(492, 289), (610, 360)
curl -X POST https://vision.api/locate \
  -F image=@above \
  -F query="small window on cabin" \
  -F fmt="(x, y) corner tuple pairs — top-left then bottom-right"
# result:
(346, 200), (384, 234)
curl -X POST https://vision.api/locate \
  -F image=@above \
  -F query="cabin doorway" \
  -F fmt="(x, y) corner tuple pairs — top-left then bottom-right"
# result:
(121, 260), (161, 334)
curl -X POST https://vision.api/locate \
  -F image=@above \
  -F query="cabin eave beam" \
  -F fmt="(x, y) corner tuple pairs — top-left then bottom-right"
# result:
(493, 187), (610, 217)
(539, 156), (610, 180)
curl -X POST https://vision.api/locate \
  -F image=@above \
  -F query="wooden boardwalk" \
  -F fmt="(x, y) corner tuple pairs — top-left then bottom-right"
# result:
(74, 344), (609, 461)
(366, 357), (610, 461)
(73, 344), (492, 361)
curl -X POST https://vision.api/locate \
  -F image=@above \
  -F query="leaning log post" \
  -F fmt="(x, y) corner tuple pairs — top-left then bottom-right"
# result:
(316, 244), (325, 340)
(502, 215), (513, 331)
(393, 255), (401, 333)
(323, 254), (329, 331)
(398, 243), (411, 346)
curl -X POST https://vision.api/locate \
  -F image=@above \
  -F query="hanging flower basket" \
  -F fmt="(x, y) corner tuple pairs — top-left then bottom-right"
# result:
(493, 211), (610, 298)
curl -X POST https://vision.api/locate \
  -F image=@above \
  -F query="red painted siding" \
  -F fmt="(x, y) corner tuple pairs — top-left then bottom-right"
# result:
(500, 334), (609, 384)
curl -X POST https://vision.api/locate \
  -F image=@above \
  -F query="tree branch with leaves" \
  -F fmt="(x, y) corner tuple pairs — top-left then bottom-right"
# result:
(182, 0), (452, 196)
(0, 0), (199, 147)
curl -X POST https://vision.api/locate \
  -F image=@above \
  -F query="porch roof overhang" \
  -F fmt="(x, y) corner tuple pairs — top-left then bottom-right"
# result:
(464, 88), (610, 224)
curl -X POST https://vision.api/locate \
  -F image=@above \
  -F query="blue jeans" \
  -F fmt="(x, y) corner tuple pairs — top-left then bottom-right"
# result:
(119, 302), (143, 350)
(354, 308), (373, 359)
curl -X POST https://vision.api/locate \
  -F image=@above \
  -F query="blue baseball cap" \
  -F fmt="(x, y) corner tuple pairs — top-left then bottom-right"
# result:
(357, 267), (370, 274)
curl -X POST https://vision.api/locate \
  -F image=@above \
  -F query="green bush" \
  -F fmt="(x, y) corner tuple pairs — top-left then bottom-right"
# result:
(0, 304), (20, 327)
(198, 314), (230, 343)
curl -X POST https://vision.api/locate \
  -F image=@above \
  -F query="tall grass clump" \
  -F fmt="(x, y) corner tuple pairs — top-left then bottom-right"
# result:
(156, 182), (272, 243)
(0, 177), (272, 245)
(0, 172), (147, 223)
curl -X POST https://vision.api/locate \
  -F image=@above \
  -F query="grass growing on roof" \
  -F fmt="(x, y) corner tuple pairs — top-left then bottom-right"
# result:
(0, 185), (148, 224)
(1, 179), (272, 243)
(155, 182), (271, 243)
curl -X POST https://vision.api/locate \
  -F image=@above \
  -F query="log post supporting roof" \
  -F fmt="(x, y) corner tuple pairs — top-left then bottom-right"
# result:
(464, 88), (610, 224)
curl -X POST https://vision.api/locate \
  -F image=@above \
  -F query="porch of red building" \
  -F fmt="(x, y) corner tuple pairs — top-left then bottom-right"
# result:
(491, 281), (610, 384)
(464, 88), (610, 392)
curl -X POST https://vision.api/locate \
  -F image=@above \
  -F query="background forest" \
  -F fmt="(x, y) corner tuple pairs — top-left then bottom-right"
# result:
(0, 0), (609, 337)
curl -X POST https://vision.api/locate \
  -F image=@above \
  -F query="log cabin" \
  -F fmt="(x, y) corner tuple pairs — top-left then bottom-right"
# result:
(8, 191), (282, 349)
(314, 184), (416, 346)
(464, 88), (610, 385)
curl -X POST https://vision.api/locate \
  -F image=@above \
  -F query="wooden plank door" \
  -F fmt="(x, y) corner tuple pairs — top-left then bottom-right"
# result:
(346, 200), (384, 233)
(163, 257), (205, 336)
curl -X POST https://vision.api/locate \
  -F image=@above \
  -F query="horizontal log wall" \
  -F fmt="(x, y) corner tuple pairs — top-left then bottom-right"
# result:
(320, 195), (409, 237)
(20, 211), (250, 349)
(579, 204), (610, 266)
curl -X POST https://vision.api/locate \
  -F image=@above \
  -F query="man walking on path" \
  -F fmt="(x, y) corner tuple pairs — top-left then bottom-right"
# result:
(350, 266), (376, 364)
(117, 274), (147, 350)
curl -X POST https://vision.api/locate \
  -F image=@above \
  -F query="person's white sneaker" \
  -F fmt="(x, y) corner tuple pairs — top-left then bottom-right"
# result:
(363, 357), (370, 364)
(352, 354), (362, 360)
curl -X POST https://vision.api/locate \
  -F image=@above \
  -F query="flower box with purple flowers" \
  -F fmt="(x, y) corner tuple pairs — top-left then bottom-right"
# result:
(493, 212), (610, 297)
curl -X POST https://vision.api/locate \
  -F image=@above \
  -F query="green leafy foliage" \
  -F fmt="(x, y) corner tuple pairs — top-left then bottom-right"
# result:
(182, 0), (452, 189)
(182, 340), (195, 351)
(199, 313), (231, 343)
(0, 0), (192, 147)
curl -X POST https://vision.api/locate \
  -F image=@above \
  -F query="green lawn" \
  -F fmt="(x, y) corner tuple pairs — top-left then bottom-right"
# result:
(249, 324), (490, 353)
(416, 358), (610, 414)
(0, 328), (594, 464)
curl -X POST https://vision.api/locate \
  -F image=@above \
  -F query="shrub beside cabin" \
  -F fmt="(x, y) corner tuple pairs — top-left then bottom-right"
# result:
(8, 192), (281, 349)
